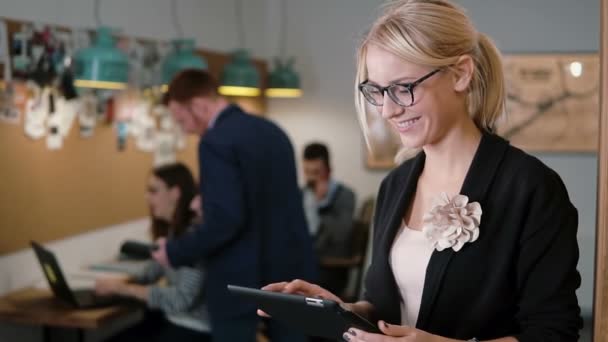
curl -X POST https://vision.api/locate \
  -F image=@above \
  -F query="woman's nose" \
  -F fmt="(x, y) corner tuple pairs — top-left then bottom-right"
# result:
(380, 92), (403, 120)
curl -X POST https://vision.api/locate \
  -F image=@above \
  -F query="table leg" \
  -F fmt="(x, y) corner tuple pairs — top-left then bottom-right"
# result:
(42, 325), (51, 342)
(77, 328), (85, 342)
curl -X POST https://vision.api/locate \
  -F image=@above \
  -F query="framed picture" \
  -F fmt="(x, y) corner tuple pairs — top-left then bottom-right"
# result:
(500, 52), (600, 152)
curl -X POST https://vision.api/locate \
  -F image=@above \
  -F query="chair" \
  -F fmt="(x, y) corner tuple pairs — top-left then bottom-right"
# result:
(319, 197), (375, 301)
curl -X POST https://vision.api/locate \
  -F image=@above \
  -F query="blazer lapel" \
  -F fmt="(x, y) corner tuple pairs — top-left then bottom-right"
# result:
(377, 153), (425, 324)
(380, 153), (426, 255)
(416, 133), (509, 329)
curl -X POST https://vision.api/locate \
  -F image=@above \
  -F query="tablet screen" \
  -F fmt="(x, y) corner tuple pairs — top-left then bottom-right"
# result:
(228, 284), (381, 339)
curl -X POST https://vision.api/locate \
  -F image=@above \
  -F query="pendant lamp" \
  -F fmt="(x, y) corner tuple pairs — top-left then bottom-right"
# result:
(265, 0), (302, 98)
(73, 26), (128, 90)
(219, 49), (261, 97)
(218, 0), (260, 97)
(266, 57), (302, 98)
(161, 39), (208, 91)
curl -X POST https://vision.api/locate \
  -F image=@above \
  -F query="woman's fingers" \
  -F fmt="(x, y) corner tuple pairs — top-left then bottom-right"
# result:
(261, 281), (289, 292)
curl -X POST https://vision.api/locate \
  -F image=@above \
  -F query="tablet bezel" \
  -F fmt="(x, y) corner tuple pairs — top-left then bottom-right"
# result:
(227, 284), (381, 339)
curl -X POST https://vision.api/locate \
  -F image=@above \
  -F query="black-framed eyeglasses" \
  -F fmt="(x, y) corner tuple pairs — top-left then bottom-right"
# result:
(358, 68), (442, 107)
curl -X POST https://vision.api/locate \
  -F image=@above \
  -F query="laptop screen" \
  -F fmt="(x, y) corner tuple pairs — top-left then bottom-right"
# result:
(30, 241), (78, 306)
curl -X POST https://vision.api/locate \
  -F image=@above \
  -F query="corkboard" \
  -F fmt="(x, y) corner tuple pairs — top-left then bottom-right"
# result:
(0, 18), (267, 255)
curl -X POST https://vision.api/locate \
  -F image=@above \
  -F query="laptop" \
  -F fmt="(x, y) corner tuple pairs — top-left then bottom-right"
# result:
(31, 241), (124, 309)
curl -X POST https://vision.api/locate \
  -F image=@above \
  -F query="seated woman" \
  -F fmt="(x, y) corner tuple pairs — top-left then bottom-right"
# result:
(95, 163), (210, 342)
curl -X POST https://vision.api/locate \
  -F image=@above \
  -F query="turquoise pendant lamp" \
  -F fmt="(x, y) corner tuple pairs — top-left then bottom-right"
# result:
(265, 57), (302, 98)
(161, 39), (208, 89)
(73, 26), (129, 90)
(219, 49), (261, 97)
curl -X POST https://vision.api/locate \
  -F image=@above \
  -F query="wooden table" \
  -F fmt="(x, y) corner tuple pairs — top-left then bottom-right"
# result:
(0, 287), (142, 341)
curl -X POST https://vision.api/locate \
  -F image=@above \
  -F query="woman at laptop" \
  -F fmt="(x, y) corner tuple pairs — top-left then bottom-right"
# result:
(258, 1), (581, 341)
(95, 163), (210, 342)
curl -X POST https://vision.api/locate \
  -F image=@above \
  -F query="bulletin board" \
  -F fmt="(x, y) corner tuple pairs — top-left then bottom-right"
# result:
(0, 18), (267, 255)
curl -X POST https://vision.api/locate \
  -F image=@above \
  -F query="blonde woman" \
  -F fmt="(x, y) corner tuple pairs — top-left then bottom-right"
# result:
(261, 1), (582, 341)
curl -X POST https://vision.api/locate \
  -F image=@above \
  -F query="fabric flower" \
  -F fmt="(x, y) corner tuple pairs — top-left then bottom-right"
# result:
(422, 192), (482, 252)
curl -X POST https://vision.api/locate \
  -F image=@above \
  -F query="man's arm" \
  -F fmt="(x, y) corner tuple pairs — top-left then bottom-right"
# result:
(165, 142), (246, 267)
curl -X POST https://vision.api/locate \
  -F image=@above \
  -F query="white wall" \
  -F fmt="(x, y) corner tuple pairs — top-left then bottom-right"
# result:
(0, 218), (149, 295)
(263, 0), (387, 203)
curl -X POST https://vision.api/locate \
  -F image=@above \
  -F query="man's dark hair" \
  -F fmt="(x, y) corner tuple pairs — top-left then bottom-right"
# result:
(303, 142), (331, 171)
(164, 68), (220, 104)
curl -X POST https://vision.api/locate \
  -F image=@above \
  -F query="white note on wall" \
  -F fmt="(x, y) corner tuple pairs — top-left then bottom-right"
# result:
(154, 131), (177, 166)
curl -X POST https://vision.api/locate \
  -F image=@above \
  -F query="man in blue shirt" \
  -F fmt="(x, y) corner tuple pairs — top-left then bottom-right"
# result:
(301, 142), (356, 297)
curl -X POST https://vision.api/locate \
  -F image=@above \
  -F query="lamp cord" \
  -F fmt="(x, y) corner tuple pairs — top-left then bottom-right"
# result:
(235, 0), (246, 48)
(279, 0), (287, 59)
(171, 0), (184, 38)
(94, 0), (102, 26)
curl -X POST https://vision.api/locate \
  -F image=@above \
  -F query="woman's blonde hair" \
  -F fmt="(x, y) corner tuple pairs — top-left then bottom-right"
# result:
(355, 0), (506, 162)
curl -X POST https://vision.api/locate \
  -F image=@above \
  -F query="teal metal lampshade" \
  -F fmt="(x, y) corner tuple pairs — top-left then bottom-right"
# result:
(161, 39), (208, 86)
(73, 27), (129, 90)
(265, 57), (302, 98)
(219, 50), (261, 97)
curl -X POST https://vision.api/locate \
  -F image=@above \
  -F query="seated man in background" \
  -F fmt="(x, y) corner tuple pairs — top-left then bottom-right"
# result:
(302, 142), (356, 296)
(95, 163), (210, 342)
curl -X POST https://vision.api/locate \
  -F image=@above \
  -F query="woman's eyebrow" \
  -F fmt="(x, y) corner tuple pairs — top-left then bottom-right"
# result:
(365, 75), (416, 86)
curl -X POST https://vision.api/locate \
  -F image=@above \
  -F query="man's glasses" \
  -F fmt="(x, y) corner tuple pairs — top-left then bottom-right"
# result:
(358, 68), (441, 107)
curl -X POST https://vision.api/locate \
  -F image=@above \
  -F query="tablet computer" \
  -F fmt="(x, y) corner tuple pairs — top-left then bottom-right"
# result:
(227, 284), (381, 339)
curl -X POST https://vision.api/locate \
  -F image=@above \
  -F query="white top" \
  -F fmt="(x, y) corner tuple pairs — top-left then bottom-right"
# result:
(389, 223), (435, 326)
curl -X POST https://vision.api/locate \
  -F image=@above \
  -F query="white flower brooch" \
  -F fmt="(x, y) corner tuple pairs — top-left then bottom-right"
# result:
(422, 192), (482, 252)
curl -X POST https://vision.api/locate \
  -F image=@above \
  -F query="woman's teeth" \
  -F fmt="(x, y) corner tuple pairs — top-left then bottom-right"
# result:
(397, 117), (419, 129)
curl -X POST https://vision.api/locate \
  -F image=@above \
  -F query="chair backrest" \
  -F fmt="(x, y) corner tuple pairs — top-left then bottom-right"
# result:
(350, 197), (375, 261)
(357, 197), (375, 225)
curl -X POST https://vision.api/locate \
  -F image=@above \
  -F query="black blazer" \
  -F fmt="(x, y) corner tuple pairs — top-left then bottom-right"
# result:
(364, 133), (581, 341)
(166, 105), (318, 319)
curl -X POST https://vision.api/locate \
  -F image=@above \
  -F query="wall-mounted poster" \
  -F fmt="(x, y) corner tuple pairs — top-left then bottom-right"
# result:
(500, 53), (600, 152)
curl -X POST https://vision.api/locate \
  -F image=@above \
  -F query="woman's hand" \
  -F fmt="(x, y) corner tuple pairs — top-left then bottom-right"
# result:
(344, 321), (443, 342)
(257, 279), (343, 317)
(262, 279), (342, 302)
(95, 278), (127, 296)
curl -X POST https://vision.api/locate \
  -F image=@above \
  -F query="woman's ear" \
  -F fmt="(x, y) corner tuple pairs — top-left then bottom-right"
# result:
(451, 55), (475, 92)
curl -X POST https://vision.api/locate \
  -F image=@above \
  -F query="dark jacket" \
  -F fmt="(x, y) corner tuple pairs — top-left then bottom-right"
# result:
(166, 105), (317, 319)
(364, 133), (582, 341)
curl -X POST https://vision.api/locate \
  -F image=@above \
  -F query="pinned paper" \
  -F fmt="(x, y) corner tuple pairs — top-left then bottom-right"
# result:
(24, 84), (48, 140)
(154, 131), (177, 166)
(156, 105), (186, 150)
(0, 20), (21, 125)
(46, 91), (62, 150)
(116, 121), (129, 151)
(78, 93), (97, 138)
(55, 96), (77, 137)
(46, 125), (62, 150)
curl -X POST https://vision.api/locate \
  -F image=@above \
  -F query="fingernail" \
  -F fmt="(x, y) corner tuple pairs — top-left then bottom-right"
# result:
(348, 329), (357, 336)
(342, 333), (351, 341)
